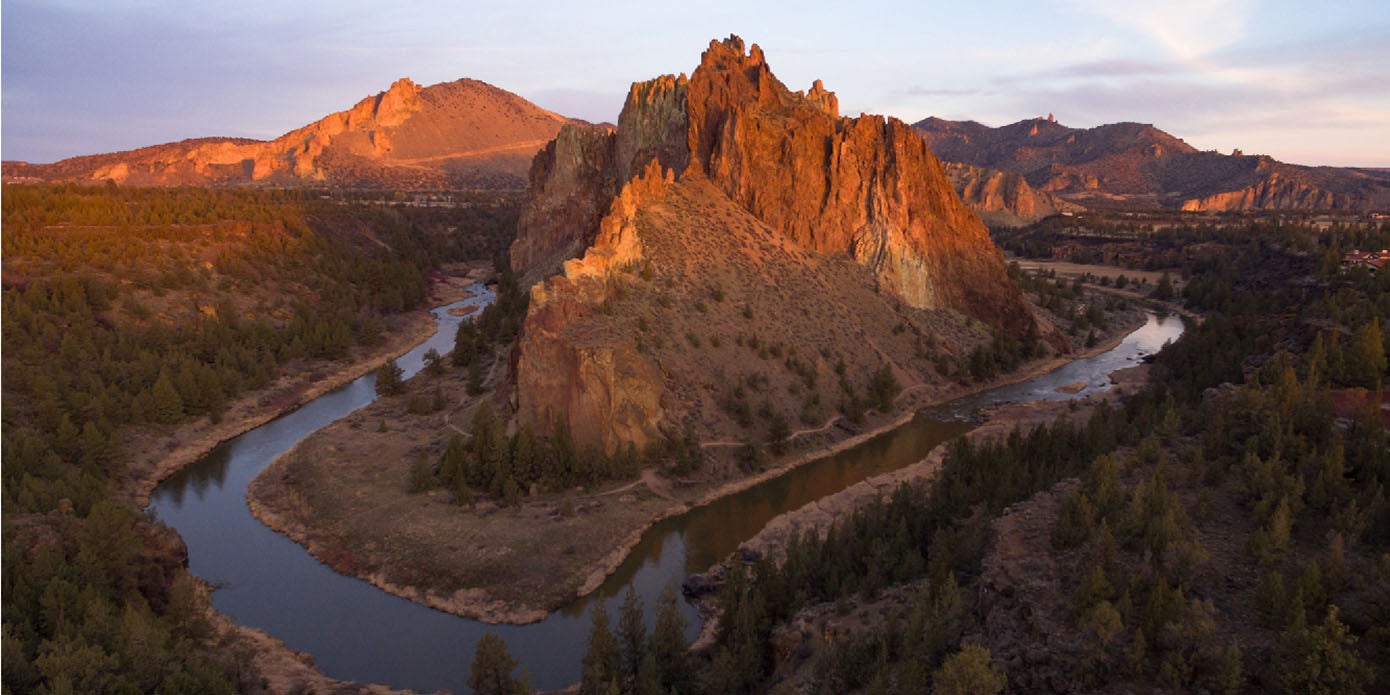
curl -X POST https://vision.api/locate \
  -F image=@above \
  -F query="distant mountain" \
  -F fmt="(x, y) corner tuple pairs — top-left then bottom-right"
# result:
(914, 116), (1390, 217)
(2, 78), (576, 190)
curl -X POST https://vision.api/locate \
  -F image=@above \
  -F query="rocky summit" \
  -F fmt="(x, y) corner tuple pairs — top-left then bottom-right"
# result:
(2, 78), (574, 190)
(508, 36), (1052, 454)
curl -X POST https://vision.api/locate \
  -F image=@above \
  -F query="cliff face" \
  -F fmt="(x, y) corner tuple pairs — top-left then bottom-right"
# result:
(514, 36), (1035, 332)
(510, 36), (1047, 453)
(514, 163), (672, 452)
(1180, 172), (1341, 212)
(690, 37), (1034, 333)
(3, 78), (573, 190)
(509, 125), (619, 282)
(945, 162), (1073, 226)
(915, 117), (1390, 213)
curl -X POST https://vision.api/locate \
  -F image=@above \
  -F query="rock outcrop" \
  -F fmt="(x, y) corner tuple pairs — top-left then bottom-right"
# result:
(681, 37), (1033, 333)
(509, 125), (620, 281)
(514, 163), (672, 452)
(509, 36), (1047, 453)
(914, 116), (1390, 213)
(3, 78), (575, 190)
(944, 162), (1075, 227)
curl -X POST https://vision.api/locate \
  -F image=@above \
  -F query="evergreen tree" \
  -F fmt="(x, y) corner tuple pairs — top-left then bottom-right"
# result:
(932, 644), (1006, 695)
(767, 411), (790, 456)
(467, 633), (523, 695)
(580, 602), (619, 695)
(1154, 272), (1175, 301)
(1277, 605), (1372, 694)
(650, 586), (692, 692)
(149, 371), (184, 424)
(423, 347), (445, 375)
(1347, 317), (1387, 388)
(374, 358), (404, 396)
(617, 586), (647, 686)
(868, 364), (900, 412)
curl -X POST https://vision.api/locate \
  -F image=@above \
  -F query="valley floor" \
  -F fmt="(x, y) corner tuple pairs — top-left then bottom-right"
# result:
(243, 308), (1148, 625)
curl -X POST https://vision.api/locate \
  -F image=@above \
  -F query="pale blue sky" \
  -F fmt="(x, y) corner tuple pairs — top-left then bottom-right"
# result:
(4, 0), (1388, 166)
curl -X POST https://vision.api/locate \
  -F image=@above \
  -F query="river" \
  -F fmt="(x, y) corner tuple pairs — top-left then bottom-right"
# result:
(148, 295), (1183, 693)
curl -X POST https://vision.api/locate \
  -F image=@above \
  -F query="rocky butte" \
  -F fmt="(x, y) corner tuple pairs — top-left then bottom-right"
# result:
(1, 78), (575, 190)
(508, 36), (1054, 454)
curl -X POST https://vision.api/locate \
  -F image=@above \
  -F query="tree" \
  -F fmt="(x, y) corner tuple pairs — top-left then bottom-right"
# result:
(868, 364), (900, 412)
(650, 586), (692, 692)
(617, 587), (647, 686)
(467, 633), (524, 695)
(423, 347), (445, 375)
(374, 358), (404, 396)
(149, 371), (184, 424)
(1277, 605), (1372, 695)
(932, 644), (1006, 695)
(1154, 272), (1175, 301)
(1346, 317), (1386, 388)
(453, 321), (479, 366)
(580, 602), (619, 695)
(767, 411), (790, 456)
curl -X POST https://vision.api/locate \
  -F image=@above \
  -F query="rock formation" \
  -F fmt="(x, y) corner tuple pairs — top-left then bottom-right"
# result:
(2, 78), (576, 190)
(510, 36), (1048, 453)
(943, 162), (1076, 227)
(914, 117), (1390, 214)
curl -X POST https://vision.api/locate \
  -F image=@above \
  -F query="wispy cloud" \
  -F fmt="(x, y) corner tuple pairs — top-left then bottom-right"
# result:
(1070, 0), (1256, 61)
(895, 86), (996, 98)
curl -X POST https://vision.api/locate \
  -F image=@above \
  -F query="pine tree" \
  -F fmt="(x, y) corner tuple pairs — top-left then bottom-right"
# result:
(932, 644), (1005, 695)
(423, 347), (445, 375)
(1347, 317), (1387, 388)
(617, 586), (647, 685)
(580, 602), (619, 695)
(374, 358), (404, 396)
(1154, 272), (1175, 301)
(467, 633), (523, 695)
(149, 371), (184, 424)
(1277, 605), (1372, 694)
(650, 585), (692, 692)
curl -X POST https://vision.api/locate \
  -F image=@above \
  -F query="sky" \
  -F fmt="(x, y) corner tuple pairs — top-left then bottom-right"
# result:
(3, 0), (1388, 167)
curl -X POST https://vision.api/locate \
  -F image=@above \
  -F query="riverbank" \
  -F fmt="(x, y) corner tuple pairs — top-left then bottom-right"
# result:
(689, 360), (1154, 649)
(246, 308), (1149, 625)
(122, 270), (483, 510)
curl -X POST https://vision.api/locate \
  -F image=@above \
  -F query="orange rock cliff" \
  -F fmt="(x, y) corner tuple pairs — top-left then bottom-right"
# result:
(509, 36), (1044, 453)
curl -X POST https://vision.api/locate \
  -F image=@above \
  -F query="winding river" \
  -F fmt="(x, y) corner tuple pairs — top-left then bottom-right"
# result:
(149, 291), (1183, 693)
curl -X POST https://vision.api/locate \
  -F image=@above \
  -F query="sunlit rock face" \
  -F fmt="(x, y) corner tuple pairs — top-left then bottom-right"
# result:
(6, 78), (573, 190)
(914, 117), (1390, 214)
(509, 35), (1044, 453)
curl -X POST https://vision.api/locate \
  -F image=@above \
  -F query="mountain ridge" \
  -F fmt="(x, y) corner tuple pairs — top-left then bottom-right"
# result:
(914, 115), (1390, 217)
(2, 78), (576, 190)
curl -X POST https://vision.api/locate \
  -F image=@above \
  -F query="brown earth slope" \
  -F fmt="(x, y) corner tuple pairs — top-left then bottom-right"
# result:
(914, 116), (1390, 214)
(509, 36), (1053, 454)
(2, 78), (574, 190)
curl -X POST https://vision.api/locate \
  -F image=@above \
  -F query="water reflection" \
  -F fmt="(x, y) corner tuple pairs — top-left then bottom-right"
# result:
(149, 308), (1181, 693)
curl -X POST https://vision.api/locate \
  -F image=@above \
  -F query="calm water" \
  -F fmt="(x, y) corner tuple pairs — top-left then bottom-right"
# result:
(149, 304), (1184, 693)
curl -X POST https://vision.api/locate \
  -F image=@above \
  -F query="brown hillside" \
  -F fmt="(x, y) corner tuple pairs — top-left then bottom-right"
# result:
(1, 79), (574, 191)
(915, 116), (1390, 213)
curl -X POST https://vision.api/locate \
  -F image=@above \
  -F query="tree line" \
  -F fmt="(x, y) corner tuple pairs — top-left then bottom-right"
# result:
(2, 183), (520, 693)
